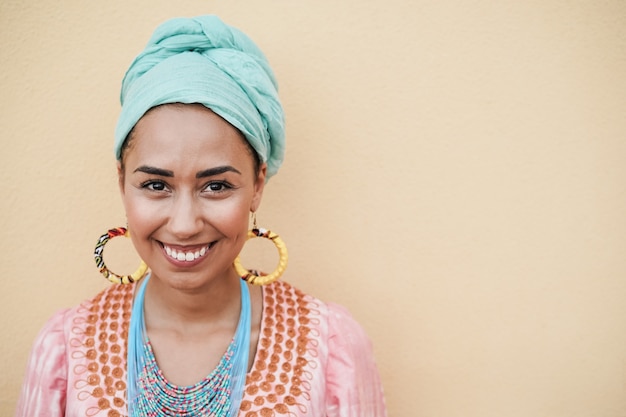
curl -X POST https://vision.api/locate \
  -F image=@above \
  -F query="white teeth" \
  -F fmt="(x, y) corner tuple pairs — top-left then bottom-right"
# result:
(163, 244), (210, 262)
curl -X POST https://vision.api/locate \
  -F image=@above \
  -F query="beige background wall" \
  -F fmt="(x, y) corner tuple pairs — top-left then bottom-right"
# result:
(1, 1), (625, 416)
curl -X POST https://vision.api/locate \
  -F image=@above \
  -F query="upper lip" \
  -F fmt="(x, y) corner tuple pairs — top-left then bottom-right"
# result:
(158, 241), (214, 250)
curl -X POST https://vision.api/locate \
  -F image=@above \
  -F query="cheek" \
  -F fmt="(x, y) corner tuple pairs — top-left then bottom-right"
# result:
(213, 201), (251, 235)
(203, 197), (253, 247)
(122, 192), (159, 236)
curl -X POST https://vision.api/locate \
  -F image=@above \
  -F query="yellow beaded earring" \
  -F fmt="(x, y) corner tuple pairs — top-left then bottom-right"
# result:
(234, 213), (288, 285)
(94, 227), (148, 284)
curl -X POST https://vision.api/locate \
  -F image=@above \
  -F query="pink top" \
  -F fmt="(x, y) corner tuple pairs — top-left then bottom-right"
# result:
(16, 280), (387, 416)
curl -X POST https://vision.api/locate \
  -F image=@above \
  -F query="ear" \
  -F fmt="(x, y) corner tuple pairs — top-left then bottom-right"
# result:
(250, 163), (267, 213)
(117, 161), (125, 195)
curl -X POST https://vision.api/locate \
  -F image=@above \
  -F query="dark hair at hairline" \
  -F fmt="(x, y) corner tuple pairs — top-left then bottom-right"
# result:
(119, 103), (261, 177)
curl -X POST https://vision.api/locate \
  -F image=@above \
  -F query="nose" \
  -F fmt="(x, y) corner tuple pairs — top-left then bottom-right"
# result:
(168, 193), (203, 240)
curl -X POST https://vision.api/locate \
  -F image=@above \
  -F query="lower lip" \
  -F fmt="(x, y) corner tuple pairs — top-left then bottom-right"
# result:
(160, 243), (212, 268)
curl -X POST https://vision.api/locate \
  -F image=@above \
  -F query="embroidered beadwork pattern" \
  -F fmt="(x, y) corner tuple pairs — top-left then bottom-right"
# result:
(240, 281), (321, 417)
(71, 284), (133, 417)
(68, 280), (320, 417)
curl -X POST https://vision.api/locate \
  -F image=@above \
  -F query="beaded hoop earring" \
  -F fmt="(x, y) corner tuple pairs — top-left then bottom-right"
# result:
(234, 215), (288, 285)
(94, 227), (148, 284)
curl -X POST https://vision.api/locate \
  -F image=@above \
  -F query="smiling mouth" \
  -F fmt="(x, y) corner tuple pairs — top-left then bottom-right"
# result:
(161, 242), (214, 262)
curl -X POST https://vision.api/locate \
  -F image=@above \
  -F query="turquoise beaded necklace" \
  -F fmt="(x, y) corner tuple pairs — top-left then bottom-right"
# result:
(127, 275), (251, 416)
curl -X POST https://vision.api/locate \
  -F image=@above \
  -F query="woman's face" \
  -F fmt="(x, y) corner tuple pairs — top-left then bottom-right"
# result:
(118, 104), (266, 292)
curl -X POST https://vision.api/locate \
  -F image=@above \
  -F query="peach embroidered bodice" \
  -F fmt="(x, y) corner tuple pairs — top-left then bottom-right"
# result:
(16, 280), (386, 417)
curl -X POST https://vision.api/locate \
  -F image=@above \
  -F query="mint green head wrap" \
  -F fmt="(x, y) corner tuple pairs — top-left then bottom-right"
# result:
(114, 15), (285, 179)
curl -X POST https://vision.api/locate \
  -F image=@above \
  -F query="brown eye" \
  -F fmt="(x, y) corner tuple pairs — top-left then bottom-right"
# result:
(142, 181), (167, 191)
(204, 181), (232, 193)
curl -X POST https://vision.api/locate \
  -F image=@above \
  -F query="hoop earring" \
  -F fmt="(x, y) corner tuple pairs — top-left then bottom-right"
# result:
(94, 227), (148, 284)
(234, 214), (288, 285)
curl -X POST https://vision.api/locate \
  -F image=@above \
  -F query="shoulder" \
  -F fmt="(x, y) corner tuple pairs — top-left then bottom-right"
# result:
(29, 307), (72, 358)
(48, 283), (135, 329)
(261, 280), (386, 416)
(16, 284), (135, 417)
(262, 280), (372, 351)
(266, 280), (366, 325)
(326, 302), (373, 350)
(28, 283), (136, 359)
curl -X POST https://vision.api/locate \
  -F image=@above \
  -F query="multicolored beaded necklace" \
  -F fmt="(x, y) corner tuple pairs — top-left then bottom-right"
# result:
(127, 275), (251, 416)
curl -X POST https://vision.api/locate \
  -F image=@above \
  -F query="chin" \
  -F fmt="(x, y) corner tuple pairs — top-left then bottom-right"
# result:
(151, 267), (235, 292)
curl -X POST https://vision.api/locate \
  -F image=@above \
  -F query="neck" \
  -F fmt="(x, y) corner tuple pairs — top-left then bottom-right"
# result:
(142, 271), (243, 332)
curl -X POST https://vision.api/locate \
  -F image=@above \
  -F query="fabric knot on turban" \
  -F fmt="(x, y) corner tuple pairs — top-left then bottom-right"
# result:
(114, 15), (285, 179)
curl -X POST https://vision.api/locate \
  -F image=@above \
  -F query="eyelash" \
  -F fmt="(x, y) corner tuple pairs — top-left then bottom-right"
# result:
(139, 180), (233, 194)
(140, 180), (168, 192)
(203, 181), (233, 193)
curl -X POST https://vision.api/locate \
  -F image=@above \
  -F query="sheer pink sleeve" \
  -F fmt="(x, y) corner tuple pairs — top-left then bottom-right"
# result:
(325, 303), (387, 417)
(15, 309), (69, 417)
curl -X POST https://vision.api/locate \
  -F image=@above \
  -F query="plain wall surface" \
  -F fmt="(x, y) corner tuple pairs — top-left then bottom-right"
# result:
(1, 1), (625, 416)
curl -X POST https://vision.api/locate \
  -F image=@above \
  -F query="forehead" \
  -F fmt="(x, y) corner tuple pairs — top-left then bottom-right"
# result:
(125, 104), (254, 172)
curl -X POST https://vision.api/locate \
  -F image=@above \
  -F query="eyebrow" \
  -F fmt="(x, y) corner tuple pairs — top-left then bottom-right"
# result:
(196, 166), (242, 178)
(134, 166), (173, 177)
(133, 165), (241, 178)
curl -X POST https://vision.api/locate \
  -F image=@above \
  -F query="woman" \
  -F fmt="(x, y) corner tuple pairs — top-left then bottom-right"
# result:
(16, 15), (386, 417)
